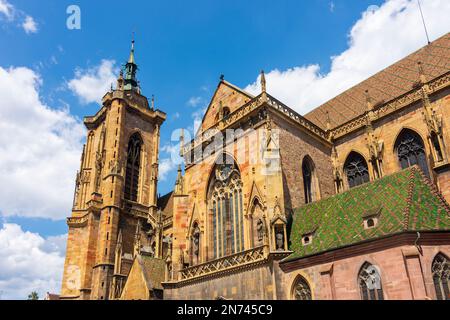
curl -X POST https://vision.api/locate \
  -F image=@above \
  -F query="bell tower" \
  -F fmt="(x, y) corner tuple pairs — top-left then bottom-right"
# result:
(60, 40), (166, 300)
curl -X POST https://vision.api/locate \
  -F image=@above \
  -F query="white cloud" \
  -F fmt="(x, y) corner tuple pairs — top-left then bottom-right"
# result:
(0, 223), (66, 300)
(159, 143), (183, 181)
(0, 0), (13, 19)
(0, 66), (85, 220)
(0, 1), (39, 35)
(22, 15), (37, 34)
(187, 96), (204, 108)
(68, 60), (118, 105)
(329, 1), (335, 13)
(159, 158), (177, 182)
(245, 0), (450, 115)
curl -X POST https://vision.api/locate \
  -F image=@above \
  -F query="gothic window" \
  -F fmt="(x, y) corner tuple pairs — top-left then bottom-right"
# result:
(209, 155), (244, 259)
(292, 276), (312, 300)
(302, 156), (317, 204)
(358, 262), (384, 300)
(344, 152), (370, 188)
(395, 129), (430, 177)
(124, 133), (142, 201)
(432, 253), (449, 300)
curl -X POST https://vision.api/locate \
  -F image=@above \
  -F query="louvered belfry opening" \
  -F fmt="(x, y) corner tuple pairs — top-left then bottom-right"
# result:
(125, 133), (143, 201)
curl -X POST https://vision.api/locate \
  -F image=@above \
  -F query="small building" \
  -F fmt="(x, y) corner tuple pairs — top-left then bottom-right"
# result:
(44, 292), (60, 300)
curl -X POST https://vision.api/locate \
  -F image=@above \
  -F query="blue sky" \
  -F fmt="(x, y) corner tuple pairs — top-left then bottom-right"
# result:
(0, 0), (448, 299)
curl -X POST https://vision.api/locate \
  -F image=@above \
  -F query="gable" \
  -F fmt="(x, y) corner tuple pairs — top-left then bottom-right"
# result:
(198, 80), (254, 135)
(120, 258), (150, 300)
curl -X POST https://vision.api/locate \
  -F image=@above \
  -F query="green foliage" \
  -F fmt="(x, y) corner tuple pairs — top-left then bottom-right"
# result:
(27, 291), (39, 300)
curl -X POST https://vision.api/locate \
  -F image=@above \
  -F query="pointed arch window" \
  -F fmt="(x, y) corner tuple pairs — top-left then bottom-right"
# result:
(302, 156), (318, 204)
(292, 276), (312, 300)
(395, 129), (430, 177)
(344, 152), (370, 188)
(125, 133), (142, 201)
(358, 262), (384, 300)
(208, 155), (244, 259)
(432, 253), (449, 300)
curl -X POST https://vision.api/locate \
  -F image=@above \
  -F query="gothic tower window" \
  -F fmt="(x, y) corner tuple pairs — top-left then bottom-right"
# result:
(358, 262), (384, 300)
(302, 156), (318, 204)
(124, 133), (143, 201)
(432, 253), (449, 300)
(395, 129), (430, 177)
(208, 155), (244, 259)
(292, 275), (312, 300)
(344, 152), (370, 188)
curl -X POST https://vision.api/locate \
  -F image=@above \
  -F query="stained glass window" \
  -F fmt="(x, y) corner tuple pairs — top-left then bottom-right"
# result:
(358, 262), (384, 300)
(293, 276), (312, 300)
(208, 156), (244, 259)
(302, 157), (315, 203)
(344, 152), (370, 188)
(395, 129), (430, 177)
(432, 253), (449, 300)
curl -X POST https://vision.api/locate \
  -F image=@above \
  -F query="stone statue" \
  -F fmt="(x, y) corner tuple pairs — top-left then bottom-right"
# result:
(193, 225), (200, 256)
(257, 219), (264, 242)
(276, 231), (284, 251)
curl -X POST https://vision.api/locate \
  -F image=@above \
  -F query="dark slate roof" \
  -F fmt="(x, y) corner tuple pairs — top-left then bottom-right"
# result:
(287, 166), (450, 261)
(304, 32), (450, 130)
(138, 255), (165, 291)
(157, 191), (174, 218)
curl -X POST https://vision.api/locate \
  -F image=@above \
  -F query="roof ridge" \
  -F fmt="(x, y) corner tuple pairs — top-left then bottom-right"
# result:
(403, 167), (417, 230)
(293, 167), (412, 212)
(412, 164), (450, 215)
(305, 32), (450, 130)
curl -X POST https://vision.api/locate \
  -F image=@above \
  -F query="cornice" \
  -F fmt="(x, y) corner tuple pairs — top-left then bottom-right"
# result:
(330, 71), (450, 140)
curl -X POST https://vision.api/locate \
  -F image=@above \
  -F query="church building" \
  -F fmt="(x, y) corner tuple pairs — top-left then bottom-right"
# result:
(61, 33), (450, 300)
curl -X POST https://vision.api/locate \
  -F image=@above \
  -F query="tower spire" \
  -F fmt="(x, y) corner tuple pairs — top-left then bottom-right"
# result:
(123, 35), (139, 92)
(260, 70), (266, 93)
(128, 33), (136, 64)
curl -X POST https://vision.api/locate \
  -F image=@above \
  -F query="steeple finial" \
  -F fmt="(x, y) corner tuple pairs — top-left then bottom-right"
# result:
(128, 33), (136, 64)
(151, 95), (155, 110)
(179, 128), (185, 157)
(365, 89), (373, 111)
(260, 70), (266, 93)
(326, 111), (331, 131)
(417, 61), (427, 83)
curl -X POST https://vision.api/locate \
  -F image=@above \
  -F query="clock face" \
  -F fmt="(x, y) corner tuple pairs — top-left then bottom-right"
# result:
(216, 163), (233, 181)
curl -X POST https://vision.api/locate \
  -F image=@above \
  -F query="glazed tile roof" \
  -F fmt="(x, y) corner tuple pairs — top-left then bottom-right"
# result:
(138, 254), (165, 290)
(287, 166), (450, 261)
(304, 32), (450, 130)
(157, 191), (174, 218)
